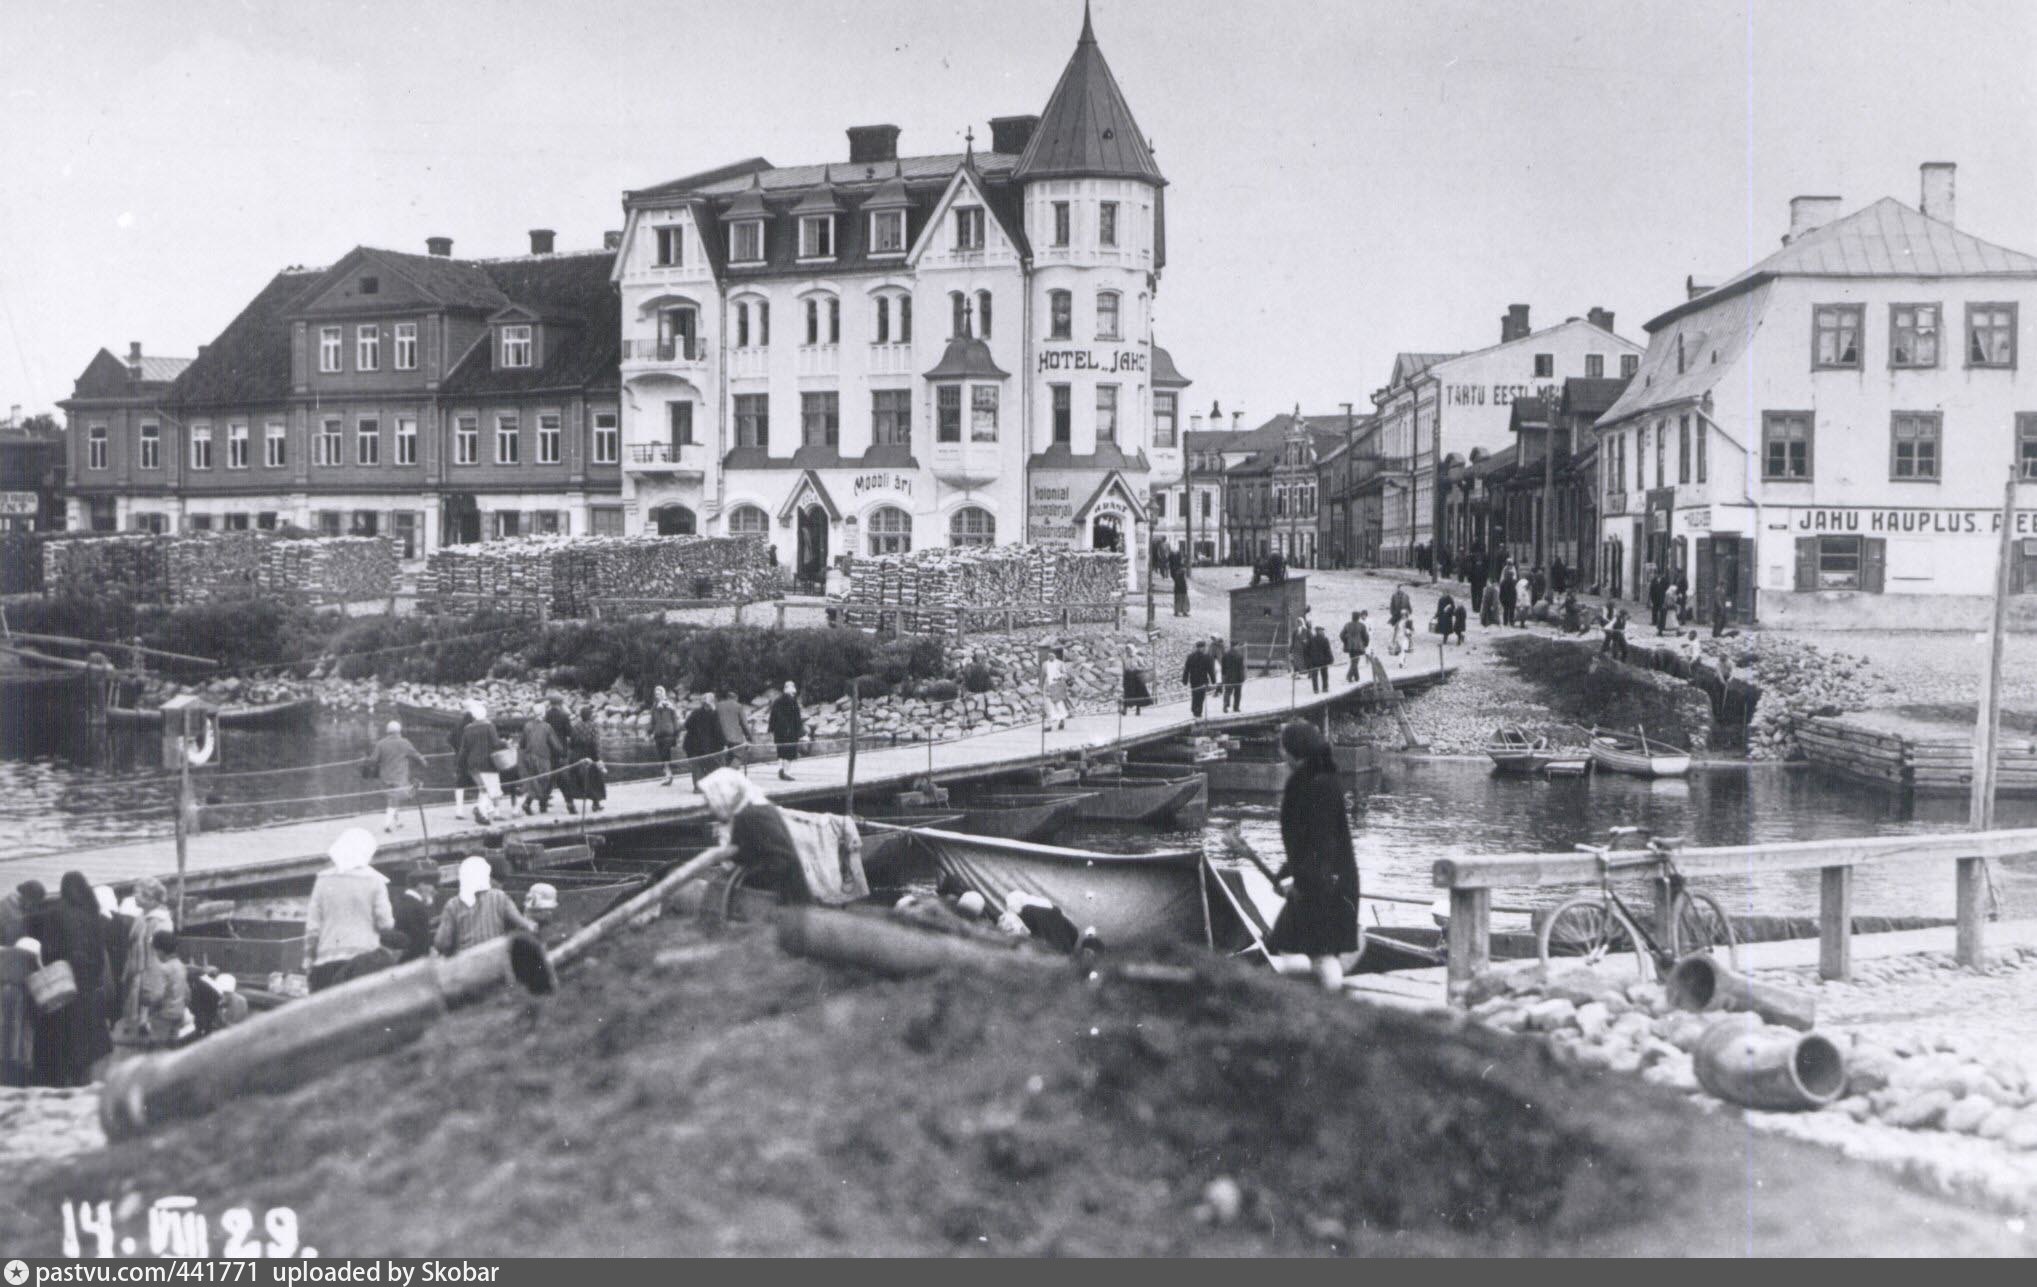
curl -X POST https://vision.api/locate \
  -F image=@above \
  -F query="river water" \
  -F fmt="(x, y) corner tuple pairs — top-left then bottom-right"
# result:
(2, 712), (2032, 923)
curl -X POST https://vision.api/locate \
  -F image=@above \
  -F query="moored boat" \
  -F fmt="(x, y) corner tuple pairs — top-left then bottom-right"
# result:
(948, 791), (1095, 842)
(1072, 771), (1208, 827)
(106, 696), (318, 728)
(1485, 724), (1591, 776)
(1589, 727), (1692, 778)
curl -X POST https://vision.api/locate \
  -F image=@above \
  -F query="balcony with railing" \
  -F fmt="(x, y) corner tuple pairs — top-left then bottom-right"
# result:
(868, 342), (913, 376)
(623, 440), (709, 477)
(622, 337), (707, 369)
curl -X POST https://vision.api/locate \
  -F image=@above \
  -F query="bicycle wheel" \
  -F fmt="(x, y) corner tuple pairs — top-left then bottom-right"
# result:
(1536, 896), (1651, 978)
(1669, 890), (1739, 969)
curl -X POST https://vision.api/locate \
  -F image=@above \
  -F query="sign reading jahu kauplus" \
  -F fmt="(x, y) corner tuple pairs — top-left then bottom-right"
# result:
(1784, 504), (2037, 536)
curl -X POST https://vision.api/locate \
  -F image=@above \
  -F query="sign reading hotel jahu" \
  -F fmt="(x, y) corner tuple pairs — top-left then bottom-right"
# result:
(1787, 505), (2037, 536)
(1036, 347), (1147, 374)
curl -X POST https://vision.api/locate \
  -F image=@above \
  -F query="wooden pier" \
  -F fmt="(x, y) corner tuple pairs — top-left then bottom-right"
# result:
(1, 654), (1456, 896)
(1796, 713), (2037, 796)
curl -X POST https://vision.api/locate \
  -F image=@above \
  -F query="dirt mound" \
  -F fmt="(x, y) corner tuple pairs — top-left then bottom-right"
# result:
(0, 914), (2023, 1256)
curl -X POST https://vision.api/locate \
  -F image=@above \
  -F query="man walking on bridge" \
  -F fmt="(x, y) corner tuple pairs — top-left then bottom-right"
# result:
(1341, 611), (1369, 681)
(1182, 640), (1217, 719)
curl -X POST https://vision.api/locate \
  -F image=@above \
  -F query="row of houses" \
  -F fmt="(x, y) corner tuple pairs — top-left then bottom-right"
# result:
(57, 8), (1190, 589)
(1207, 162), (2037, 628)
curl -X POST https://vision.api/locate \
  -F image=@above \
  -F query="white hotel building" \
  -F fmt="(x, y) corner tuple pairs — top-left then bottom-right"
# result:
(1596, 164), (2037, 628)
(610, 8), (1185, 588)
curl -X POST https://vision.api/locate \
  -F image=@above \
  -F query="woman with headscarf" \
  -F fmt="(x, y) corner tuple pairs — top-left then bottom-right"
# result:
(456, 700), (507, 822)
(30, 873), (113, 1086)
(699, 768), (806, 903)
(1267, 722), (1359, 990)
(433, 857), (535, 956)
(1120, 641), (1152, 716)
(122, 877), (174, 1025)
(767, 683), (804, 782)
(303, 828), (395, 992)
(1, 931), (37, 1086)
(570, 703), (607, 812)
(518, 705), (566, 815)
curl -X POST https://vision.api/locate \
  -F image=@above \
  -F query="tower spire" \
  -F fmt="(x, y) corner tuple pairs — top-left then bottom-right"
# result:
(1080, 0), (1095, 44)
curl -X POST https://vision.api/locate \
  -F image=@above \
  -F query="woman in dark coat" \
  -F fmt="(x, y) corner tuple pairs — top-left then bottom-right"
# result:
(28, 873), (113, 1086)
(569, 704), (607, 812)
(1268, 722), (1359, 989)
(768, 683), (805, 782)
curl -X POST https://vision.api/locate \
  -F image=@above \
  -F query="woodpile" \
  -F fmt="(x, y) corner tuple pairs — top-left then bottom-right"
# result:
(836, 545), (1126, 634)
(260, 537), (396, 605)
(43, 533), (264, 605)
(421, 536), (774, 618)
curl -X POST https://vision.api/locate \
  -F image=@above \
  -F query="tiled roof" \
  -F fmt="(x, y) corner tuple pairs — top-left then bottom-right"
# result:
(1648, 198), (2037, 332)
(443, 251), (619, 394)
(170, 269), (322, 407)
(1013, 7), (1162, 186)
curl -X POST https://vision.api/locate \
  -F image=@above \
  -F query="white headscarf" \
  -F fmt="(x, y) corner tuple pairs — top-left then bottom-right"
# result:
(698, 767), (769, 845)
(329, 827), (379, 872)
(466, 698), (487, 721)
(14, 936), (40, 965)
(525, 882), (558, 912)
(456, 856), (492, 908)
(93, 885), (118, 917)
(212, 972), (237, 995)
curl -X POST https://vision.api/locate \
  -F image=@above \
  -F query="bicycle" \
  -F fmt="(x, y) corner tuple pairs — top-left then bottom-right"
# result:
(1535, 827), (1738, 978)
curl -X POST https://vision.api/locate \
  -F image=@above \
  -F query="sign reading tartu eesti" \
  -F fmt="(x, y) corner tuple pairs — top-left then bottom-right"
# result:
(1443, 382), (1560, 407)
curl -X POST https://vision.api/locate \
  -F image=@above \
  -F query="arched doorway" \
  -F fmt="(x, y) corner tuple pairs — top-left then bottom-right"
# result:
(654, 504), (696, 536)
(1091, 513), (1122, 553)
(796, 505), (829, 584)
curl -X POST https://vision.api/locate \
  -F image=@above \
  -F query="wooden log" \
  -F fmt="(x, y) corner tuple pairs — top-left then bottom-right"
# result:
(1666, 955), (1817, 1031)
(775, 906), (1064, 979)
(100, 931), (555, 1139)
(1955, 856), (1986, 967)
(1819, 866), (1851, 981)
(551, 845), (734, 969)
(1445, 887), (1490, 1005)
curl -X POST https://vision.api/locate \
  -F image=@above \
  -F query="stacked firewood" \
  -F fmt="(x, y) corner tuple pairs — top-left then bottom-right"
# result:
(260, 536), (396, 604)
(422, 536), (774, 617)
(43, 533), (274, 605)
(831, 545), (1127, 635)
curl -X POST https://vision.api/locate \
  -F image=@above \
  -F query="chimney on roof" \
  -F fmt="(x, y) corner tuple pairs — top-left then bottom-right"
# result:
(1586, 306), (1615, 334)
(128, 341), (142, 363)
(847, 125), (901, 164)
(990, 114), (1040, 155)
(528, 229), (555, 256)
(603, 229), (623, 251)
(1232, 412), (1243, 432)
(1920, 162), (1956, 226)
(426, 236), (453, 257)
(1501, 304), (1531, 343)
(1685, 276), (1715, 302)
(1785, 195), (1843, 244)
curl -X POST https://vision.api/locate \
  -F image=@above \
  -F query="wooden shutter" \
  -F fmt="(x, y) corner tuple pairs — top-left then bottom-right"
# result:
(1694, 538), (1712, 611)
(1794, 536), (1817, 591)
(1862, 537), (1887, 594)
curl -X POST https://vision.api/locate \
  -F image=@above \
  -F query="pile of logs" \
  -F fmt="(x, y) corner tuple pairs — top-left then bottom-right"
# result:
(836, 545), (1127, 635)
(41, 533), (397, 607)
(422, 536), (774, 617)
(260, 536), (396, 604)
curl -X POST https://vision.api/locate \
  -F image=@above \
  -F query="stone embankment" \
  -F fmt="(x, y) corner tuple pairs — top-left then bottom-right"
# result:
(1711, 636), (1896, 760)
(1463, 947), (2037, 1212)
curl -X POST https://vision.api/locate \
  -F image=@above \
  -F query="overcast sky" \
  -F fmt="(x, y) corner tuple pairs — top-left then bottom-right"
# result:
(4, 0), (2034, 423)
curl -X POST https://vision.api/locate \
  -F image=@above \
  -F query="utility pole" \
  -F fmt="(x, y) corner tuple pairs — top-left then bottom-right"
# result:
(1341, 402), (1355, 569)
(1962, 467), (2017, 965)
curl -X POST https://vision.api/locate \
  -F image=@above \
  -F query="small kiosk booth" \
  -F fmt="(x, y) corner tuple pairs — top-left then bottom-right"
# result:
(1228, 576), (1308, 673)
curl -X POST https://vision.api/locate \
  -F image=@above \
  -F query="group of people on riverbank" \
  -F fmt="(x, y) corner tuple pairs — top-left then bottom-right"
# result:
(435, 698), (611, 826)
(649, 684), (808, 787)
(2, 873), (243, 1088)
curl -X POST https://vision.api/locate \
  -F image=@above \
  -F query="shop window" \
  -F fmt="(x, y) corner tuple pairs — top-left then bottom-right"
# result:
(1795, 534), (1884, 593)
(867, 505), (911, 556)
(949, 506), (994, 548)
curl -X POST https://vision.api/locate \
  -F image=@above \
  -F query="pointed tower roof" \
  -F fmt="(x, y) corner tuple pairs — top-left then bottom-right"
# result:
(1013, 3), (1164, 186)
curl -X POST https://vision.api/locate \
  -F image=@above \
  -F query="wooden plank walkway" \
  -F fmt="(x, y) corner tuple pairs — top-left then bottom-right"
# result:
(2, 654), (1455, 896)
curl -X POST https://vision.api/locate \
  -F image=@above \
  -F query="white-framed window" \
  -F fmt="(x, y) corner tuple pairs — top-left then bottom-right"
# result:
(731, 220), (764, 263)
(867, 505), (911, 556)
(495, 413), (519, 464)
(316, 418), (342, 466)
(537, 412), (561, 464)
(319, 326), (342, 373)
(970, 385), (999, 442)
(654, 225), (683, 267)
(798, 215), (834, 260)
(869, 209), (905, 255)
(356, 325), (380, 372)
(954, 206), (984, 251)
(87, 425), (107, 470)
(454, 415), (479, 465)
(1098, 201), (1118, 247)
(1049, 290), (1071, 340)
(501, 325), (532, 369)
(976, 290), (993, 340)
(227, 423), (249, 469)
(1052, 201), (1070, 247)
(729, 505), (770, 536)
(394, 322), (418, 371)
(949, 506), (994, 548)
(189, 423), (213, 470)
(1154, 392), (1177, 448)
(137, 422), (159, 470)
(937, 385), (962, 443)
(1096, 385), (1119, 443)
(592, 411), (618, 464)
(1096, 290), (1120, 340)
(396, 416), (418, 466)
(356, 417), (379, 466)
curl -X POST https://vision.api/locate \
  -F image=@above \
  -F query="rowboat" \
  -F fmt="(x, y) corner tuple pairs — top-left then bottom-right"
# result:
(106, 696), (318, 728)
(887, 826), (1257, 951)
(1589, 727), (1692, 778)
(395, 701), (525, 735)
(1485, 724), (1591, 776)
(1126, 740), (1382, 797)
(1071, 771), (1208, 826)
(949, 791), (1095, 842)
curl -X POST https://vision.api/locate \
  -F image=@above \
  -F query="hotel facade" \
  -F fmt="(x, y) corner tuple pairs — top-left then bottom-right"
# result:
(610, 9), (1182, 587)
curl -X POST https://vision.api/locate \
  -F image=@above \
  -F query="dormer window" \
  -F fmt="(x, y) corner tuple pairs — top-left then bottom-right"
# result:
(731, 220), (765, 263)
(359, 276), (379, 295)
(869, 209), (906, 255)
(799, 215), (835, 260)
(654, 225), (683, 267)
(502, 324), (533, 369)
(954, 207), (985, 252)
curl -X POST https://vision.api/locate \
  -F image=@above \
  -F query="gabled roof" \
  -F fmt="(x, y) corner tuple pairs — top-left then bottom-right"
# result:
(776, 470), (841, 523)
(923, 337), (1010, 381)
(443, 250), (619, 395)
(1013, 5), (1163, 186)
(1647, 198), (2037, 332)
(1389, 351), (1460, 385)
(170, 268), (322, 407)
(66, 348), (192, 401)
(1151, 344), (1191, 389)
(1072, 469), (1148, 524)
(1558, 376), (1632, 421)
(1507, 396), (1553, 432)
(291, 246), (511, 316)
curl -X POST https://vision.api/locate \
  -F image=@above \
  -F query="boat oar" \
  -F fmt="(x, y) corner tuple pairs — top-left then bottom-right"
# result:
(1216, 820), (1285, 890)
